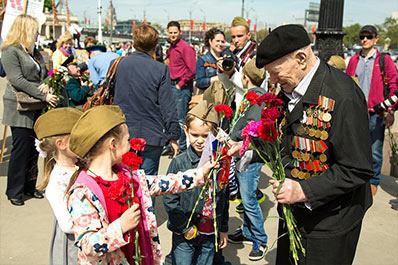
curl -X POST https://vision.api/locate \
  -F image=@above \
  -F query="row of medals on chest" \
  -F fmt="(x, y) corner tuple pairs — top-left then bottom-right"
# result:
(290, 100), (334, 180)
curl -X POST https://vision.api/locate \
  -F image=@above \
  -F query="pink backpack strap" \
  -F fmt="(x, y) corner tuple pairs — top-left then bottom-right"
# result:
(75, 171), (109, 217)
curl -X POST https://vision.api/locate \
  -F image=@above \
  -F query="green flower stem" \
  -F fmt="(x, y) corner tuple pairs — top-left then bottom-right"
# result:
(212, 169), (218, 252)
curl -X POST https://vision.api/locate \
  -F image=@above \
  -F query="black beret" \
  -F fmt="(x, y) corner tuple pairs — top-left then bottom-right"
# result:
(256, 24), (311, 68)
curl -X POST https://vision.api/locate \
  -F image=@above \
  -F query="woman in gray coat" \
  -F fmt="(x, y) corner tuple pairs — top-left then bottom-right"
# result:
(1, 14), (58, 206)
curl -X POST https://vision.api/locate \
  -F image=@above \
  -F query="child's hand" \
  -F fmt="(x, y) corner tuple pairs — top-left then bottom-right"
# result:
(120, 203), (141, 233)
(219, 232), (228, 249)
(202, 161), (219, 179)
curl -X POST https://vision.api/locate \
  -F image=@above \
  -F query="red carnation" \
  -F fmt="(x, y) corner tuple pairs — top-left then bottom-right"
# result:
(257, 93), (284, 107)
(245, 91), (260, 105)
(214, 104), (233, 118)
(257, 119), (279, 142)
(122, 152), (143, 170)
(261, 107), (281, 121)
(129, 138), (146, 152)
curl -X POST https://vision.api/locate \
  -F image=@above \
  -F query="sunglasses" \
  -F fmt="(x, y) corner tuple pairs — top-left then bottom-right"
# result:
(359, 35), (375, 40)
(211, 28), (224, 34)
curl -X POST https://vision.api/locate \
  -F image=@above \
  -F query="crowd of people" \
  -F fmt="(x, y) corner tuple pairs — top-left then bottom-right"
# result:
(1, 12), (397, 265)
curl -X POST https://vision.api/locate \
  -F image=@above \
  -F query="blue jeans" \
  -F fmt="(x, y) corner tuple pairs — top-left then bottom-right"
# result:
(172, 233), (215, 265)
(138, 145), (163, 175)
(138, 145), (163, 208)
(172, 82), (193, 152)
(369, 113), (385, 186)
(238, 162), (268, 246)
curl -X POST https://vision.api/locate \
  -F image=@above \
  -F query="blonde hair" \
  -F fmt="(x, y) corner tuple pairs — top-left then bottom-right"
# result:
(56, 32), (74, 49)
(0, 14), (39, 53)
(37, 135), (69, 191)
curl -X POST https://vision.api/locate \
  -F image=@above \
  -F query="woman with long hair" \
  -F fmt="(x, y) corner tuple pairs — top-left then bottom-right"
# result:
(1, 14), (58, 206)
(52, 31), (76, 68)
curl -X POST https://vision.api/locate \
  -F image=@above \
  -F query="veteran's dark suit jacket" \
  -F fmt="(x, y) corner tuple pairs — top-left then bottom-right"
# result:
(278, 62), (373, 238)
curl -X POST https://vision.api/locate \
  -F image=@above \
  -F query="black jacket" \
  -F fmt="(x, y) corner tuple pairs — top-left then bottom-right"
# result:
(162, 145), (229, 234)
(114, 51), (180, 146)
(260, 62), (374, 238)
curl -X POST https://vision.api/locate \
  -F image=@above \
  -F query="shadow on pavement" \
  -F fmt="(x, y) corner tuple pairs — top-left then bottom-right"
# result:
(380, 174), (398, 197)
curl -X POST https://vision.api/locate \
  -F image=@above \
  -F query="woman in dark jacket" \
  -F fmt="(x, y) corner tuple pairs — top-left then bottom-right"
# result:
(195, 28), (226, 90)
(1, 14), (58, 206)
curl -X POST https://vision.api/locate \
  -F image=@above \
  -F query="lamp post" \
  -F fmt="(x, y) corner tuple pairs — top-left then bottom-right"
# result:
(314, 0), (345, 62)
(97, 0), (103, 43)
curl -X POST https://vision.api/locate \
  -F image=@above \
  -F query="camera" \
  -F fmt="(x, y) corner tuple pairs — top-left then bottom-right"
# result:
(221, 49), (239, 72)
(373, 89), (398, 114)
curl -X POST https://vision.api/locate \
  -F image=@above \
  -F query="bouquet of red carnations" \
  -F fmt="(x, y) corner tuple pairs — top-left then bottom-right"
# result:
(121, 138), (146, 265)
(240, 92), (305, 265)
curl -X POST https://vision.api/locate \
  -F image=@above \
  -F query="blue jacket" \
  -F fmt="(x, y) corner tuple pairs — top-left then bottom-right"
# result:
(114, 51), (180, 146)
(195, 51), (218, 89)
(162, 145), (229, 234)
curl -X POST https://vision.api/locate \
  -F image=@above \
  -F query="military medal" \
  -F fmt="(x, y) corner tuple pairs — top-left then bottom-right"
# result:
(315, 130), (321, 139)
(306, 107), (313, 117)
(302, 152), (310, 162)
(319, 153), (327, 163)
(298, 171), (305, 179)
(292, 150), (299, 159)
(297, 125), (305, 135)
(291, 168), (299, 178)
(323, 112), (332, 122)
(305, 172), (311, 179)
(320, 130), (329, 140)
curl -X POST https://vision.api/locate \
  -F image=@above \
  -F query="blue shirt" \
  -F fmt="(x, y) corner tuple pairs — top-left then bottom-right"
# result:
(195, 51), (218, 89)
(88, 52), (119, 88)
(355, 50), (376, 102)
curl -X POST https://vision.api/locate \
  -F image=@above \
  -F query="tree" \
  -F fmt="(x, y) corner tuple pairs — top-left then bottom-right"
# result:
(343, 23), (361, 48)
(44, 0), (52, 12)
(383, 17), (398, 49)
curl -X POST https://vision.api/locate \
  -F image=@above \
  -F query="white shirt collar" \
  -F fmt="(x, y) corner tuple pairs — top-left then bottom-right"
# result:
(285, 58), (320, 100)
(284, 58), (320, 112)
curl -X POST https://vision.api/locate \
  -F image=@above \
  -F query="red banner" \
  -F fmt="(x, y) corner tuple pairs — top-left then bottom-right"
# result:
(248, 19), (251, 31)
(202, 22), (205, 31)
(254, 23), (256, 34)
(190, 19), (194, 30)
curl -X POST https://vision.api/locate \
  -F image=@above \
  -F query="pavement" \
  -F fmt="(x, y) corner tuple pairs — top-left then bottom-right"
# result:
(0, 77), (397, 265)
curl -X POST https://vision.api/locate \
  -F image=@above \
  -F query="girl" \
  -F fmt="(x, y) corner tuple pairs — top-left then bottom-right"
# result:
(34, 107), (82, 265)
(163, 100), (230, 265)
(66, 105), (216, 265)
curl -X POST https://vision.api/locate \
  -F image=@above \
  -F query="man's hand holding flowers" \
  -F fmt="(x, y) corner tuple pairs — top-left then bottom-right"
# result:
(269, 179), (307, 204)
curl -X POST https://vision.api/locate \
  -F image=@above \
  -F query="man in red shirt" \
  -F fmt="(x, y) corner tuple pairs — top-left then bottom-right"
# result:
(167, 21), (196, 153)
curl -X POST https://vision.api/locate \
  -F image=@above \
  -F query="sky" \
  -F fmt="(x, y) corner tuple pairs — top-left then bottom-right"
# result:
(66, 0), (398, 28)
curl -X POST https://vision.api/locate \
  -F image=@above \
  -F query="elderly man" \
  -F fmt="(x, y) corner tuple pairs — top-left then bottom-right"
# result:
(241, 24), (373, 264)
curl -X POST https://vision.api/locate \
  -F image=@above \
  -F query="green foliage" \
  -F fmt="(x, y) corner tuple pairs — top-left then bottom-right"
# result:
(43, 0), (52, 12)
(255, 29), (269, 42)
(343, 17), (398, 50)
(151, 23), (163, 31)
(343, 23), (361, 48)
